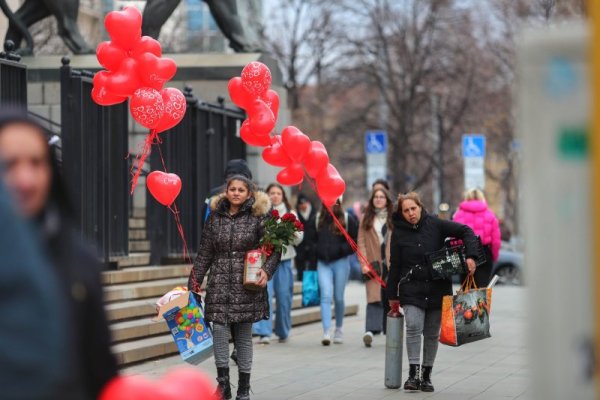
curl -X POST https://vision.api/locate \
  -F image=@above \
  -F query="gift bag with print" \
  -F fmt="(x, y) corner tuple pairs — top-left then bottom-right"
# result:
(440, 276), (492, 346)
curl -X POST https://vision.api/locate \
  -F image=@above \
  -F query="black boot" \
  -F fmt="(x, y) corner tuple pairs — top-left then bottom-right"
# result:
(421, 366), (434, 392)
(236, 372), (251, 400)
(214, 367), (232, 400)
(403, 364), (421, 391)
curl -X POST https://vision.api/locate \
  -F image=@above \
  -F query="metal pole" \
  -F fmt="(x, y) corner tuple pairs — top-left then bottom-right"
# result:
(384, 306), (404, 389)
(431, 93), (441, 210)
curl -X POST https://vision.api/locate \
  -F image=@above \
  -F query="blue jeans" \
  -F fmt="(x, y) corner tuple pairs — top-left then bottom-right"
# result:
(318, 257), (350, 333)
(252, 260), (293, 339)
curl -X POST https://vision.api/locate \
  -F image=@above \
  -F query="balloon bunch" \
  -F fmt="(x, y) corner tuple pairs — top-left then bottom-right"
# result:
(228, 62), (280, 147)
(99, 367), (218, 400)
(91, 6), (187, 194)
(228, 63), (344, 206)
(175, 304), (202, 336)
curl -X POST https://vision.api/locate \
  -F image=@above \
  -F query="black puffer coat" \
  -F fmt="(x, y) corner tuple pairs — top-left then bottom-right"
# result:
(188, 191), (281, 324)
(314, 212), (359, 263)
(386, 212), (478, 309)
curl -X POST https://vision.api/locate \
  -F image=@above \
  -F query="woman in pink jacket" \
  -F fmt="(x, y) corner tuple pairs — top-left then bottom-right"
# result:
(452, 189), (501, 287)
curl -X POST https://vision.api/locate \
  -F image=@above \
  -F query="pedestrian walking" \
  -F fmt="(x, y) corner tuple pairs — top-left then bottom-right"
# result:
(357, 188), (393, 347)
(252, 183), (303, 344)
(387, 192), (479, 392)
(188, 175), (281, 400)
(0, 109), (118, 400)
(313, 199), (358, 345)
(452, 188), (501, 287)
(295, 193), (316, 281)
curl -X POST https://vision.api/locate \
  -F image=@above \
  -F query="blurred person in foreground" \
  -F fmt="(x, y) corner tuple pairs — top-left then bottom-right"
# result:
(452, 188), (501, 287)
(0, 109), (117, 399)
(0, 176), (72, 399)
(387, 192), (478, 392)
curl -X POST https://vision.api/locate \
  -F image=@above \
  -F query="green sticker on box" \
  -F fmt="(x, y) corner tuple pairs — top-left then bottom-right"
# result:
(558, 126), (588, 159)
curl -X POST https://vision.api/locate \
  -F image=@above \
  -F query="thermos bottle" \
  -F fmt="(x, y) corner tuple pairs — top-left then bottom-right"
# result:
(384, 303), (404, 389)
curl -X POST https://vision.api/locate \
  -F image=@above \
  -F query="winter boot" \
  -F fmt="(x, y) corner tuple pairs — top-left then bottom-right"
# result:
(403, 364), (421, 391)
(421, 366), (434, 392)
(236, 372), (251, 400)
(214, 367), (232, 400)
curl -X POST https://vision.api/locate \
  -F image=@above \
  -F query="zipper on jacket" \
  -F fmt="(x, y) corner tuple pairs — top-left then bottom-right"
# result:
(226, 212), (235, 323)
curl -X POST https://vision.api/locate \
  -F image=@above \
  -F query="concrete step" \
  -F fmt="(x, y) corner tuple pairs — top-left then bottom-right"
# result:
(106, 293), (304, 324)
(132, 208), (146, 219)
(106, 299), (157, 322)
(111, 304), (359, 365)
(129, 240), (151, 252)
(110, 253), (151, 269)
(129, 218), (146, 229)
(129, 229), (147, 240)
(102, 265), (189, 286)
(104, 277), (187, 303)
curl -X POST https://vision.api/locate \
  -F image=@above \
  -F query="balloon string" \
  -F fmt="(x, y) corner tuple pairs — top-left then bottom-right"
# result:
(130, 129), (158, 195)
(305, 174), (387, 288)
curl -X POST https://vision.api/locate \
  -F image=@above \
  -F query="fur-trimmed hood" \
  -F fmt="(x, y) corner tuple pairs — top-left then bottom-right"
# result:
(210, 191), (271, 217)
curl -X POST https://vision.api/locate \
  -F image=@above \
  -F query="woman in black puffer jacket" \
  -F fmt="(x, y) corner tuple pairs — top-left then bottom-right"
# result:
(387, 192), (478, 393)
(312, 200), (358, 346)
(188, 175), (280, 400)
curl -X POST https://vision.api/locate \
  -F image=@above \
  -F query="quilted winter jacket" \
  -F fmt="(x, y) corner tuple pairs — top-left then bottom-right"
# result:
(452, 200), (501, 262)
(188, 191), (281, 324)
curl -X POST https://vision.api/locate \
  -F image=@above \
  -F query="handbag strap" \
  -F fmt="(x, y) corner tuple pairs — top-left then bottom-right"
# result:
(459, 275), (478, 293)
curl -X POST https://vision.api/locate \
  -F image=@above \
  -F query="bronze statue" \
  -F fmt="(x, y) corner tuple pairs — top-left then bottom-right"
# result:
(142, 0), (261, 53)
(0, 0), (92, 55)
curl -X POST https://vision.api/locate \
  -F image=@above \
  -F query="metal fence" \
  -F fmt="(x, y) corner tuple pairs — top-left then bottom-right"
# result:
(60, 57), (129, 266)
(147, 88), (246, 264)
(0, 41), (27, 107)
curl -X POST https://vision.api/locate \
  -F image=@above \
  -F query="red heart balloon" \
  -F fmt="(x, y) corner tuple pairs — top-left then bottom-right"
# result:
(104, 6), (142, 51)
(155, 88), (187, 133)
(147, 171), (182, 207)
(105, 58), (142, 97)
(240, 120), (271, 147)
(277, 164), (305, 186)
(281, 126), (311, 163)
(317, 164), (346, 206)
(304, 141), (330, 178)
(130, 87), (164, 129)
(137, 53), (177, 91)
(260, 89), (279, 119)
(92, 71), (128, 106)
(228, 77), (254, 110)
(262, 135), (292, 167)
(96, 41), (127, 71)
(248, 99), (275, 136)
(241, 61), (272, 96)
(99, 375), (156, 400)
(131, 36), (162, 58)
(158, 367), (217, 399)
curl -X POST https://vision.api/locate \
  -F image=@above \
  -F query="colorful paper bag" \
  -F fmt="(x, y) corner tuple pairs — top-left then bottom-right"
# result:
(158, 291), (213, 365)
(440, 276), (492, 346)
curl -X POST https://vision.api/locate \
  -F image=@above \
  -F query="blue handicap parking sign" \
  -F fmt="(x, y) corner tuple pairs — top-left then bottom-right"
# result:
(365, 131), (387, 154)
(462, 134), (486, 158)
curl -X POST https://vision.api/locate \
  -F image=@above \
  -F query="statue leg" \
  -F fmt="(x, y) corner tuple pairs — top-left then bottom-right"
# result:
(44, 0), (93, 54)
(5, 0), (51, 54)
(204, 0), (260, 52)
(141, 0), (182, 39)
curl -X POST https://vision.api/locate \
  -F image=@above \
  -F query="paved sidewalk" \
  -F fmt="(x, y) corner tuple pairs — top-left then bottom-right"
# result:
(125, 282), (529, 399)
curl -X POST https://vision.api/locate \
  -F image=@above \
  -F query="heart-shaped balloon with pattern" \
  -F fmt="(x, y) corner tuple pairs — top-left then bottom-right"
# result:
(130, 87), (164, 129)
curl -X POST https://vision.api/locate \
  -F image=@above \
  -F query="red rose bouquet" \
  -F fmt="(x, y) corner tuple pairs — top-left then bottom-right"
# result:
(243, 209), (304, 290)
(260, 209), (304, 256)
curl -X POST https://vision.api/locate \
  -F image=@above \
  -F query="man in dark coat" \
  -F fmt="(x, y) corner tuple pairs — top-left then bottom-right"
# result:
(0, 109), (118, 399)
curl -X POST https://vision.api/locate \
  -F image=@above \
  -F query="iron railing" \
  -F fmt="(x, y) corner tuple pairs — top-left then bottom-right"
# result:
(60, 57), (129, 267)
(0, 41), (27, 107)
